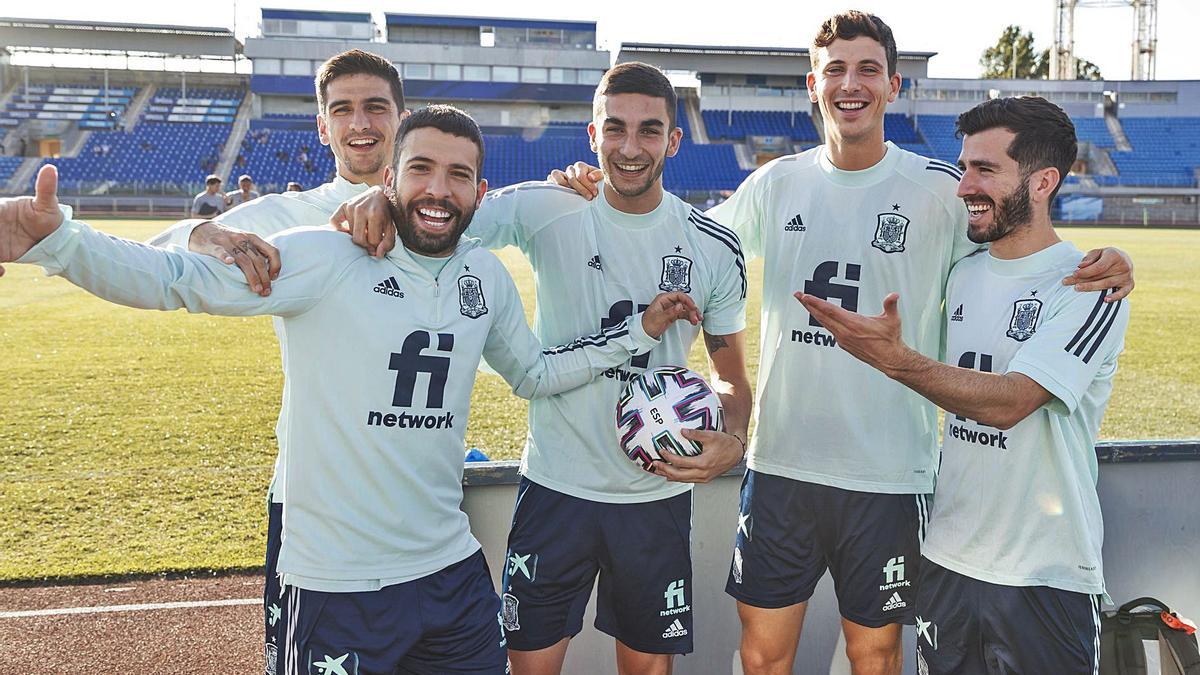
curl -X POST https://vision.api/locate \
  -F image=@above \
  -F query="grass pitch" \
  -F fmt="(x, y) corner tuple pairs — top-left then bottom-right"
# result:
(0, 220), (1196, 581)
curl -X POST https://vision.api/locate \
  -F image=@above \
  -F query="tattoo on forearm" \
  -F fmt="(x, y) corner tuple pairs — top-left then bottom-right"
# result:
(705, 334), (729, 354)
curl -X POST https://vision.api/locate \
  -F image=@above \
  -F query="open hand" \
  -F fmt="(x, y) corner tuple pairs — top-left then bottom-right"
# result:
(654, 429), (745, 483)
(189, 222), (280, 296)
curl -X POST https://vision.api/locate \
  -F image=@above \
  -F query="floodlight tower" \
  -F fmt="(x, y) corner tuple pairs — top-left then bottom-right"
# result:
(1049, 0), (1158, 80)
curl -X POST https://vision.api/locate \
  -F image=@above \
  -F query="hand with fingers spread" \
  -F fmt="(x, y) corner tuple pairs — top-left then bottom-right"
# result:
(795, 291), (916, 376)
(329, 185), (397, 258)
(0, 164), (66, 277)
(188, 222), (281, 296)
(640, 291), (702, 338)
(653, 428), (746, 484)
(1061, 246), (1134, 301)
(547, 161), (603, 200)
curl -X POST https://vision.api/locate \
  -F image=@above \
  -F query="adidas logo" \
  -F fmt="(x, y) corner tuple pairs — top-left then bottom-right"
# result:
(784, 214), (806, 232)
(951, 304), (963, 322)
(587, 254), (602, 270)
(373, 276), (405, 298)
(882, 592), (907, 612)
(662, 619), (688, 639)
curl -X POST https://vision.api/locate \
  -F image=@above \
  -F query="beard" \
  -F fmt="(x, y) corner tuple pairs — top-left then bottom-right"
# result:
(599, 150), (667, 198)
(386, 190), (475, 257)
(967, 178), (1033, 244)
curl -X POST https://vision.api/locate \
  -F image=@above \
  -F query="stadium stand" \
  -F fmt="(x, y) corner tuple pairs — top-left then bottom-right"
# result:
(0, 156), (24, 184)
(143, 88), (242, 124)
(702, 109), (820, 142)
(1110, 117), (1200, 187)
(35, 123), (231, 193)
(237, 126), (335, 194)
(3, 85), (136, 129)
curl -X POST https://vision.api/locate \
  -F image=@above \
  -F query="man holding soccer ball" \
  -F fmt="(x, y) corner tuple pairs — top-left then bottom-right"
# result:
(333, 62), (753, 675)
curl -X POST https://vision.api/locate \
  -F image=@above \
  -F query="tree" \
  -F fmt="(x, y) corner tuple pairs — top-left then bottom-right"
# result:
(981, 26), (1103, 80)
(981, 25), (1041, 79)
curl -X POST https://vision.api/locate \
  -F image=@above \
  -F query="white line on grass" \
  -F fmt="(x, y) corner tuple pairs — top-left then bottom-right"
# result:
(0, 598), (259, 619)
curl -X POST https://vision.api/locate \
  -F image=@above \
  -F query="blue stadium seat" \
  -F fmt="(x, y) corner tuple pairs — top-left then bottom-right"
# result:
(702, 109), (819, 142)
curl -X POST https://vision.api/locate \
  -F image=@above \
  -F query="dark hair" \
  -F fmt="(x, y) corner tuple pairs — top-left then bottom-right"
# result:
(812, 11), (898, 76)
(204, 174), (221, 185)
(315, 49), (405, 114)
(593, 61), (677, 130)
(393, 104), (485, 178)
(956, 96), (1078, 202)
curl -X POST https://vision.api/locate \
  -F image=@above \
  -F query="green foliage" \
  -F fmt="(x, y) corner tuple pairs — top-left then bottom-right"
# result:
(0, 220), (1193, 581)
(981, 25), (1102, 80)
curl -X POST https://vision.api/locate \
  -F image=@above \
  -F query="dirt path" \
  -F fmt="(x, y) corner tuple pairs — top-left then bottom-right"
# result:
(0, 573), (263, 674)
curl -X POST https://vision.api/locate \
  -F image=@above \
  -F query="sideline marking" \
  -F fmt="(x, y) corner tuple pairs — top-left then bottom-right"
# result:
(0, 598), (258, 619)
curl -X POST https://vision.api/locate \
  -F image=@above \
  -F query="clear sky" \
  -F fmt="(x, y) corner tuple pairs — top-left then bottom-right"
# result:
(9, 0), (1198, 80)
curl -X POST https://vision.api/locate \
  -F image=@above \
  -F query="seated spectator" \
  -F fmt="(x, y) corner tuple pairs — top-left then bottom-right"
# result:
(286, 181), (303, 192)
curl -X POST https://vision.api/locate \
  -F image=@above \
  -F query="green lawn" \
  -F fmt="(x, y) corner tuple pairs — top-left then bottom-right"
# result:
(0, 220), (1195, 581)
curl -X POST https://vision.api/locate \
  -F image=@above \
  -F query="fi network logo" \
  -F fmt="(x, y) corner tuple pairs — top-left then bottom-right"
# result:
(661, 579), (690, 616)
(879, 556), (911, 591)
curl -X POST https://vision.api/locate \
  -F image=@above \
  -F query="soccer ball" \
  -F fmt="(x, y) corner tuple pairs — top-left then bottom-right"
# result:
(616, 366), (725, 472)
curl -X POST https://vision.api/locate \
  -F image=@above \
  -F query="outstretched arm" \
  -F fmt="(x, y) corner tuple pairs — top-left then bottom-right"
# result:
(796, 292), (1051, 429)
(484, 275), (702, 400)
(6, 168), (323, 318)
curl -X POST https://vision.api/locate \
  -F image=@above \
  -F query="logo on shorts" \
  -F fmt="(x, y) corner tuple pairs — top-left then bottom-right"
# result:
(880, 556), (911, 591)
(662, 619), (689, 639)
(309, 651), (358, 675)
(731, 547), (744, 585)
(661, 579), (690, 616)
(506, 551), (537, 582)
(916, 646), (930, 675)
(737, 512), (753, 540)
(502, 593), (520, 632)
(265, 643), (278, 675)
(882, 592), (907, 612)
(916, 615), (938, 650)
(267, 602), (281, 627)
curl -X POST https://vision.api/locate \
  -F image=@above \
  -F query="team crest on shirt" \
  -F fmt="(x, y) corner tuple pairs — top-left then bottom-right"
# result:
(502, 593), (521, 631)
(659, 255), (693, 293)
(1006, 298), (1043, 342)
(871, 212), (910, 253)
(458, 275), (488, 319)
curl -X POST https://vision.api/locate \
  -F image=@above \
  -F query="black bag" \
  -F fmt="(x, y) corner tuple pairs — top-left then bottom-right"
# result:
(1101, 597), (1200, 675)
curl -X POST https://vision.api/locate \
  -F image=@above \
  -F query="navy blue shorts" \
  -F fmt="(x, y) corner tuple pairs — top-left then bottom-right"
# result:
(501, 478), (693, 655)
(914, 559), (1101, 675)
(279, 550), (507, 675)
(264, 499), (285, 675)
(724, 470), (928, 627)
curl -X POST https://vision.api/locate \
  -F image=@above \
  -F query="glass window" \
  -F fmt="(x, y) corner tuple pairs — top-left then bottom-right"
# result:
(404, 63), (432, 80)
(255, 59), (282, 75)
(521, 67), (548, 83)
(463, 65), (490, 82)
(433, 64), (462, 81)
(549, 68), (576, 84)
(480, 26), (495, 47)
(283, 59), (311, 76)
(493, 66), (519, 83)
(578, 69), (604, 86)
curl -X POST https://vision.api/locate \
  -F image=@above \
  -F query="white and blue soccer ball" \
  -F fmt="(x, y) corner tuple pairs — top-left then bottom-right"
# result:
(616, 366), (725, 472)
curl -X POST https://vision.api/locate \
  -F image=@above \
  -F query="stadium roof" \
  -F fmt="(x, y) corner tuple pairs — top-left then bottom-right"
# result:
(621, 42), (937, 60)
(384, 13), (595, 33)
(261, 9), (371, 23)
(0, 17), (238, 57)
